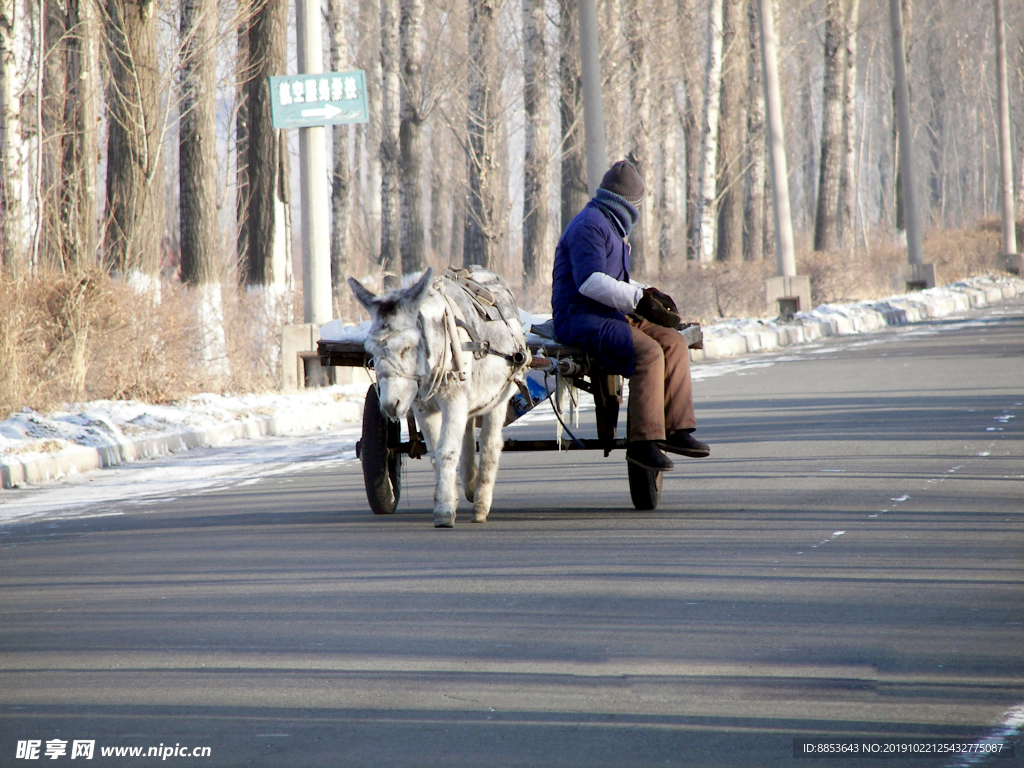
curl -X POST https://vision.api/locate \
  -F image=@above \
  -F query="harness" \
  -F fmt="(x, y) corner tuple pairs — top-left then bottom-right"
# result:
(370, 267), (531, 408)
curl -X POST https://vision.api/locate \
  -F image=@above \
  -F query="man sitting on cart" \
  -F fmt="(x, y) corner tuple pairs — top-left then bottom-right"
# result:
(551, 159), (710, 472)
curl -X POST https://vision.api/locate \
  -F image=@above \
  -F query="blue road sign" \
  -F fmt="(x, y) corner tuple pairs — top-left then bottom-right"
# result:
(269, 70), (368, 129)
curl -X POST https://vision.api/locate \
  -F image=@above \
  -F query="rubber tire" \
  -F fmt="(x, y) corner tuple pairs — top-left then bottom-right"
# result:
(361, 385), (402, 515)
(627, 461), (662, 510)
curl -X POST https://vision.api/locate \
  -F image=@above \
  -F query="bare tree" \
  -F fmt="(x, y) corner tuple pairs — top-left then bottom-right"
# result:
(716, 0), (748, 263)
(675, 0), (702, 261)
(744, 0), (767, 261)
(813, 0), (846, 252)
(463, 0), (504, 269)
(380, 0), (401, 285)
(624, 0), (652, 277)
(559, 0), (587, 231)
(38, 0), (67, 271)
(522, 0), (552, 288)
(359, 0), (383, 262)
(235, 0), (250, 284)
(180, 0), (226, 375)
(240, 0), (292, 300)
(0, 0), (22, 275)
(180, 0), (217, 286)
(837, 0), (860, 250)
(102, 0), (165, 281)
(61, 0), (99, 270)
(657, 78), (682, 270)
(24, 0), (98, 274)
(400, 0), (426, 275)
(695, 0), (725, 262)
(328, 0), (351, 300)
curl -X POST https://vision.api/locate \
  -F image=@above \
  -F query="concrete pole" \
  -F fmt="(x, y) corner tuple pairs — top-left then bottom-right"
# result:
(578, 0), (606, 195)
(995, 0), (1018, 256)
(296, 0), (333, 325)
(889, 0), (922, 266)
(757, 0), (796, 278)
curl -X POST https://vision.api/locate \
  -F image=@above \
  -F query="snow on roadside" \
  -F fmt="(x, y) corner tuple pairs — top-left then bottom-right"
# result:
(0, 385), (368, 491)
(1, 272), (1021, 502)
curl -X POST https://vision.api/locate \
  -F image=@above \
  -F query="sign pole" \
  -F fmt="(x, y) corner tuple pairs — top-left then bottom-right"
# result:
(578, 0), (606, 196)
(296, 0), (332, 327)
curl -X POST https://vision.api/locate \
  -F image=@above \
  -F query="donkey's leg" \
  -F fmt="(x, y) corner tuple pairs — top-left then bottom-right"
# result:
(460, 418), (478, 503)
(433, 393), (469, 528)
(415, 405), (441, 459)
(472, 406), (505, 523)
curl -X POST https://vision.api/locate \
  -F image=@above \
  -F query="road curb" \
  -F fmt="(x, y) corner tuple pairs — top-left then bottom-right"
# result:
(0, 400), (361, 489)
(689, 276), (1024, 364)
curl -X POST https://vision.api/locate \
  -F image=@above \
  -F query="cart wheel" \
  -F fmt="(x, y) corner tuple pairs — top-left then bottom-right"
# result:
(361, 385), (402, 514)
(627, 461), (662, 510)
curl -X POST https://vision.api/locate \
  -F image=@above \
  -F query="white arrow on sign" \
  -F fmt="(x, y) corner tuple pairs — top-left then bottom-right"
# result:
(300, 103), (343, 120)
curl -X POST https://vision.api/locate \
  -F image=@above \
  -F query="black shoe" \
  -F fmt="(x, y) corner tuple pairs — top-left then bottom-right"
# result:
(625, 441), (675, 471)
(659, 430), (711, 458)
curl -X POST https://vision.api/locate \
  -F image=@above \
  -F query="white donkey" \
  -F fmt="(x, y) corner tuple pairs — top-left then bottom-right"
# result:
(349, 266), (529, 528)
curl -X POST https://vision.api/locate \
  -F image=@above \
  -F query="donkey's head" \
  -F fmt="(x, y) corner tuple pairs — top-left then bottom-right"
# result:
(349, 268), (435, 420)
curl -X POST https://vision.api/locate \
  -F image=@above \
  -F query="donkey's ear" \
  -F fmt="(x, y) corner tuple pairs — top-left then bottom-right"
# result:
(348, 277), (378, 313)
(406, 266), (434, 306)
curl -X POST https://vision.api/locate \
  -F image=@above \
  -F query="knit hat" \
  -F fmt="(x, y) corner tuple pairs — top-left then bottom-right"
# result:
(599, 160), (645, 206)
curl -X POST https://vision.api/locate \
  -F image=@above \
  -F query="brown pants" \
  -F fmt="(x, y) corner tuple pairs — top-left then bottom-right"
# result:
(627, 317), (696, 442)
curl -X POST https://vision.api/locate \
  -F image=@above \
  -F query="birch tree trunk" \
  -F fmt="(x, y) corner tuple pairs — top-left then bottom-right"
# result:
(399, 0), (426, 275)
(522, 0), (552, 288)
(695, 0), (725, 263)
(102, 0), (164, 282)
(715, 0), (748, 263)
(0, 0), (22, 275)
(463, 0), (504, 269)
(838, 0), (860, 251)
(559, 0), (587, 231)
(813, 0), (846, 252)
(328, 0), (351, 299)
(380, 0), (401, 285)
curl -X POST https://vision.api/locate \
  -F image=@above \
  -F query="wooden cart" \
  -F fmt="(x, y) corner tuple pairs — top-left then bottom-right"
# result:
(317, 323), (702, 515)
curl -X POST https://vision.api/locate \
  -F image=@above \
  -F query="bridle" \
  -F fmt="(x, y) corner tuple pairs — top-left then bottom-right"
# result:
(368, 277), (530, 410)
(368, 327), (426, 385)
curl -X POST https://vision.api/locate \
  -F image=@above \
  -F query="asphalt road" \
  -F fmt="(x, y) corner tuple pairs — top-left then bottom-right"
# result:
(1, 299), (1022, 768)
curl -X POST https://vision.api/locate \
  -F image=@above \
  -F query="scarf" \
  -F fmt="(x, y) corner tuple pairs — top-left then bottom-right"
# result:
(593, 188), (640, 239)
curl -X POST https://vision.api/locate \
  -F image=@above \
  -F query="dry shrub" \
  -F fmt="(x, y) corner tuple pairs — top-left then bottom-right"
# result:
(925, 224), (1002, 280)
(797, 242), (905, 305)
(650, 219), (1014, 321)
(219, 285), (299, 393)
(656, 260), (775, 324)
(0, 270), (293, 418)
(976, 217), (1024, 247)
